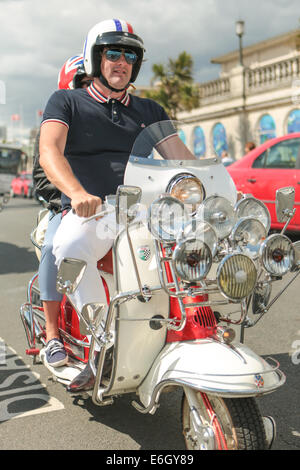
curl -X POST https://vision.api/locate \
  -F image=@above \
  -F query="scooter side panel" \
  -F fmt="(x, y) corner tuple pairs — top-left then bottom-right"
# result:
(138, 340), (286, 407)
(110, 223), (169, 393)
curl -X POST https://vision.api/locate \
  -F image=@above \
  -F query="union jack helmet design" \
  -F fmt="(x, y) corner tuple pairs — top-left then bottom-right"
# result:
(83, 19), (144, 83)
(57, 55), (86, 90)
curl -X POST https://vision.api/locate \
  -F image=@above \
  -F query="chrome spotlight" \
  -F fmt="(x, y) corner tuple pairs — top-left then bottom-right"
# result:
(148, 195), (189, 243)
(177, 219), (218, 257)
(166, 173), (205, 215)
(197, 196), (236, 240)
(173, 238), (212, 282)
(260, 233), (295, 276)
(235, 197), (271, 232)
(231, 217), (267, 259)
(217, 253), (257, 301)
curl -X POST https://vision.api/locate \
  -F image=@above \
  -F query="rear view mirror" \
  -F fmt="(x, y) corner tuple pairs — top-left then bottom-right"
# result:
(81, 302), (106, 331)
(116, 185), (142, 226)
(276, 187), (295, 223)
(56, 258), (87, 294)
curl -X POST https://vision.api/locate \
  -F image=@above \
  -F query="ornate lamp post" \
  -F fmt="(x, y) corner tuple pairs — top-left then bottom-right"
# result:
(235, 20), (247, 152)
(235, 20), (245, 67)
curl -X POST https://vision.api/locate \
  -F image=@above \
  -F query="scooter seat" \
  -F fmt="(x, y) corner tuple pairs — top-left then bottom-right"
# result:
(97, 248), (113, 275)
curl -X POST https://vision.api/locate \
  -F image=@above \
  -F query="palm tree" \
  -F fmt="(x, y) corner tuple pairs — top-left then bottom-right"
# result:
(144, 51), (200, 120)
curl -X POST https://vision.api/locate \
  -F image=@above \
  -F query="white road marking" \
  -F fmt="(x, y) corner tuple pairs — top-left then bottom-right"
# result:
(0, 338), (64, 421)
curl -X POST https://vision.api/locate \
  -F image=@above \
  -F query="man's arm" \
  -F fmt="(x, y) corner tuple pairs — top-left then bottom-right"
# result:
(39, 121), (101, 217)
(156, 134), (196, 160)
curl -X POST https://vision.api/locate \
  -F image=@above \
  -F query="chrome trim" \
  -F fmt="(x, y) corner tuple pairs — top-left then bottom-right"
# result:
(132, 358), (286, 414)
(124, 222), (152, 301)
(128, 156), (220, 168)
(30, 228), (42, 250)
(261, 200), (300, 207)
(184, 387), (216, 450)
(27, 273), (39, 302)
(248, 269), (300, 326)
(166, 172), (198, 193)
(59, 328), (90, 349)
(165, 172), (206, 210)
(20, 303), (39, 349)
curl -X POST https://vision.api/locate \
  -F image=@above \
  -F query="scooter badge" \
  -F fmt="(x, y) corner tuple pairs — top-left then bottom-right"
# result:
(137, 245), (151, 261)
(254, 374), (264, 388)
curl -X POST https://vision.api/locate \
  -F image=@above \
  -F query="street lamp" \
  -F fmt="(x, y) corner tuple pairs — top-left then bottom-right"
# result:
(235, 20), (245, 66)
(235, 20), (247, 154)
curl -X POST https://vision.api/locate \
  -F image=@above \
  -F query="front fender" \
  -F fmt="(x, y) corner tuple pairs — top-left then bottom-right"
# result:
(138, 339), (285, 410)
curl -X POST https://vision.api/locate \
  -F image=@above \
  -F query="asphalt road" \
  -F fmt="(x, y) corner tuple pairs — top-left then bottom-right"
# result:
(0, 197), (299, 451)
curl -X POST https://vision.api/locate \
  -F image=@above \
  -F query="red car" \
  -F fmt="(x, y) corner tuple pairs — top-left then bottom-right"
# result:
(10, 171), (33, 198)
(227, 133), (300, 232)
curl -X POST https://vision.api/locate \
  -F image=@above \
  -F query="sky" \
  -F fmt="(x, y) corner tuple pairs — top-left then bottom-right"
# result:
(0, 0), (299, 141)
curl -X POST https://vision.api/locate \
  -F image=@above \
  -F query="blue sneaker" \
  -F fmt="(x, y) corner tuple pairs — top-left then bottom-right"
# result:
(45, 338), (67, 367)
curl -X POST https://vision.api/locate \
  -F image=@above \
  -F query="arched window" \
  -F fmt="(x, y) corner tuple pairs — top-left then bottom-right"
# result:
(178, 129), (186, 144)
(258, 114), (276, 144)
(193, 126), (206, 158)
(287, 109), (300, 134)
(212, 123), (228, 157)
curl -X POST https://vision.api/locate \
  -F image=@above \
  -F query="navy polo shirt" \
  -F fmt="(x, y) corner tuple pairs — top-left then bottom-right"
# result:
(42, 83), (169, 210)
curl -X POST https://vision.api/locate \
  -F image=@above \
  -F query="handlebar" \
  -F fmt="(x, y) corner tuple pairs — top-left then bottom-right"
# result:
(81, 206), (115, 225)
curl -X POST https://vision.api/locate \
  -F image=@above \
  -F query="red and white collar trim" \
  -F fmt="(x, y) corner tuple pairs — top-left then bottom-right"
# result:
(87, 82), (130, 106)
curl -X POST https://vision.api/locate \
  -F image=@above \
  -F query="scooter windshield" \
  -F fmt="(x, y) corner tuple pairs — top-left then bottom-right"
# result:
(126, 120), (237, 208)
(130, 120), (215, 163)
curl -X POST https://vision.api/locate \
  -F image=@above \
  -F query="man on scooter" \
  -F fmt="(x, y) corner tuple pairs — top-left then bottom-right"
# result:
(39, 19), (171, 392)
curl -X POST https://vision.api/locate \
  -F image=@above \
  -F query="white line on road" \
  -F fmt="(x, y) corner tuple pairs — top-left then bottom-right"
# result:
(0, 337), (64, 422)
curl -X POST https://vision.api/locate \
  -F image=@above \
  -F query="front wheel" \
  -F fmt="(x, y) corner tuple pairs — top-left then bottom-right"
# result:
(182, 392), (267, 450)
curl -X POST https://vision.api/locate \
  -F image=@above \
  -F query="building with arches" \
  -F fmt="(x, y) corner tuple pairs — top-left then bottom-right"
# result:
(178, 29), (300, 160)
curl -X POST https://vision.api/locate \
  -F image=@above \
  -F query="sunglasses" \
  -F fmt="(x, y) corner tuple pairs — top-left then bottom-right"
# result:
(104, 48), (138, 65)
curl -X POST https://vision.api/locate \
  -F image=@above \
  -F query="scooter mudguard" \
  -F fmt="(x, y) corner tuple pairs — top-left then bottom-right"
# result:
(138, 339), (286, 409)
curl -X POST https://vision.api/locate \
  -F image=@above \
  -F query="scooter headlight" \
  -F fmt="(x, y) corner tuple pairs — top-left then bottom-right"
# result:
(235, 197), (271, 232)
(166, 173), (205, 215)
(148, 195), (189, 243)
(172, 238), (212, 282)
(260, 234), (295, 276)
(197, 196), (236, 239)
(177, 219), (218, 257)
(231, 217), (267, 259)
(217, 253), (257, 302)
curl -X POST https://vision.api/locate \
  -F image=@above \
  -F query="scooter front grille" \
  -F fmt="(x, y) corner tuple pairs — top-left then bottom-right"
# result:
(166, 296), (217, 343)
(193, 306), (217, 328)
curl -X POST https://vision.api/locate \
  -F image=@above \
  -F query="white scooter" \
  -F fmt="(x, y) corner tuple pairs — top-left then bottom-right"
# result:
(21, 121), (300, 450)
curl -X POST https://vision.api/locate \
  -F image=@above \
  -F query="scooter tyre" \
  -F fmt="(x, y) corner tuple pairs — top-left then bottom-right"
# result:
(181, 392), (267, 450)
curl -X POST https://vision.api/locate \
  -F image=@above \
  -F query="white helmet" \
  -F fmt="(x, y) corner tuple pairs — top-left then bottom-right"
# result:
(83, 19), (144, 88)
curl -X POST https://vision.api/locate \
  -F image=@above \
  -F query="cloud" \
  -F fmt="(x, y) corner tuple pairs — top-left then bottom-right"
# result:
(0, 0), (299, 134)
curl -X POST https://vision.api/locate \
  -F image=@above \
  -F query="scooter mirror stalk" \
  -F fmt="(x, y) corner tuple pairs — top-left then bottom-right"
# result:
(56, 258), (87, 294)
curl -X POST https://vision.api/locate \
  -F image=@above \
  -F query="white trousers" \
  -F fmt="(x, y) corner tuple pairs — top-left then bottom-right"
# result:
(53, 210), (116, 313)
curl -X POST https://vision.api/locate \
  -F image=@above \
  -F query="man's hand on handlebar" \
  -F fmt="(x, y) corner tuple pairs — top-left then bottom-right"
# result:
(71, 191), (102, 218)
